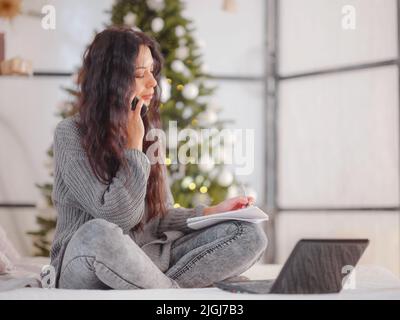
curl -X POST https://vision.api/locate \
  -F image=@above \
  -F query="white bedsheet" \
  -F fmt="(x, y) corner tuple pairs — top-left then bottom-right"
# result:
(0, 258), (399, 300)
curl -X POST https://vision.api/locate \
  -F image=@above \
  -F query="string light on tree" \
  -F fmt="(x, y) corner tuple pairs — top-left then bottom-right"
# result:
(175, 25), (186, 37)
(160, 77), (171, 102)
(182, 107), (193, 119)
(188, 182), (196, 191)
(147, 0), (165, 11)
(151, 17), (164, 32)
(200, 186), (208, 193)
(123, 12), (137, 26)
(176, 46), (189, 60)
(171, 60), (185, 73)
(182, 83), (199, 100)
(195, 175), (205, 184)
(181, 176), (193, 189)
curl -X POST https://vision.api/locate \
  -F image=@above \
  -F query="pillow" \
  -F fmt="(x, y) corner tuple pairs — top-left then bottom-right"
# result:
(0, 224), (21, 274)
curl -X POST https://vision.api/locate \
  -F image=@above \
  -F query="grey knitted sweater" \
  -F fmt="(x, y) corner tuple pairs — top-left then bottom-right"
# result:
(50, 114), (206, 288)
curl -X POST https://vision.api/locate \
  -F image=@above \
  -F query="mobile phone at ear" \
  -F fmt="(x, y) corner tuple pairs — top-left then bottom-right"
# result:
(131, 97), (148, 118)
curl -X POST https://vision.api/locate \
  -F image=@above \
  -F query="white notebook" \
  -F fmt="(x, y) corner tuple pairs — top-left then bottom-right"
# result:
(187, 205), (269, 230)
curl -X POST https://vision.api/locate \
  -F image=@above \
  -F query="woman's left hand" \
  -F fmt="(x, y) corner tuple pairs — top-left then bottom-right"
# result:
(203, 196), (255, 216)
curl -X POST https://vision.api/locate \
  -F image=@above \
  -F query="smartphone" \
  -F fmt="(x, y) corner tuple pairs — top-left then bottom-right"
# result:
(131, 97), (149, 118)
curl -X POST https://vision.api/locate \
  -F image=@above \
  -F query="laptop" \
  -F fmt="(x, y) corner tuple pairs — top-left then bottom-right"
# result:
(214, 239), (369, 294)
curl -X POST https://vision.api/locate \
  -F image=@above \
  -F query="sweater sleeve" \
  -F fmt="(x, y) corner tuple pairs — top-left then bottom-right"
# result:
(158, 203), (207, 234)
(55, 122), (150, 234)
(157, 168), (207, 234)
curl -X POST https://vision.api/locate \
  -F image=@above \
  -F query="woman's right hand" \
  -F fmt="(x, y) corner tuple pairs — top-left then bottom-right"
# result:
(126, 96), (145, 151)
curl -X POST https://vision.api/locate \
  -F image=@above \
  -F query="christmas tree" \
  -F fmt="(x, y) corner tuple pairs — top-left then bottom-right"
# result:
(28, 0), (246, 256)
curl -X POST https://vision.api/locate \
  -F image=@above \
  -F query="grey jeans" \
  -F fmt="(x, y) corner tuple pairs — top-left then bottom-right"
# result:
(58, 218), (268, 289)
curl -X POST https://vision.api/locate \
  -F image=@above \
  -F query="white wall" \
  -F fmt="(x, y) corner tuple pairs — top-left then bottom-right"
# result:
(276, 0), (400, 276)
(278, 0), (398, 75)
(278, 66), (399, 207)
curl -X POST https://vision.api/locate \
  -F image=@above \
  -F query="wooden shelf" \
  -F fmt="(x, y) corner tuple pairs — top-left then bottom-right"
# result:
(0, 71), (73, 78)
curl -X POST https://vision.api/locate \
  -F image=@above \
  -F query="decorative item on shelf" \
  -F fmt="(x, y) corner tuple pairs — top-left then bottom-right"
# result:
(0, 0), (42, 20)
(222, 0), (237, 13)
(0, 1), (39, 75)
(0, 0), (22, 20)
(0, 56), (33, 75)
(0, 33), (4, 62)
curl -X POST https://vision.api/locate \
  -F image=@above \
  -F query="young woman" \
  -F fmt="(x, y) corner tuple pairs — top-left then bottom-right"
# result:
(50, 26), (268, 290)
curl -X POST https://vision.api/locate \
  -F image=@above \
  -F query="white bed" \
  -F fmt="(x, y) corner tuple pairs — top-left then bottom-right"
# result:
(0, 257), (400, 300)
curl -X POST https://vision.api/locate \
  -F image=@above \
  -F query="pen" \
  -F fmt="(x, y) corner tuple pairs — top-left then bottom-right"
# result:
(240, 183), (250, 208)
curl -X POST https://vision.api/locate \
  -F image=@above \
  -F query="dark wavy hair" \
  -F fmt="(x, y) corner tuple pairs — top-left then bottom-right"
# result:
(76, 26), (167, 232)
